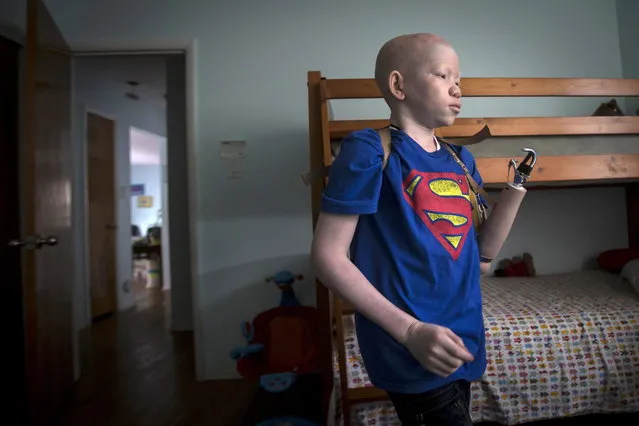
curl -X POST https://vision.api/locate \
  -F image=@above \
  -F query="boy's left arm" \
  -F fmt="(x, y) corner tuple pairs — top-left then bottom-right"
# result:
(461, 149), (491, 275)
(462, 148), (529, 275)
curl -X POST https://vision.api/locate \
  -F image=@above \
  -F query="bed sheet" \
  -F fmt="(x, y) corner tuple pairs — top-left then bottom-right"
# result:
(333, 270), (639, 425)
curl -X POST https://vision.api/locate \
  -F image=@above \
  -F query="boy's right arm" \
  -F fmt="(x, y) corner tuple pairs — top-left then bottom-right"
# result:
(311, 211), (416, 345)
(310, 129), (416, 344)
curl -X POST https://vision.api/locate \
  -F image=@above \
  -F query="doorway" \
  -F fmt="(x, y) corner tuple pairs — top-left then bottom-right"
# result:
(55, 48), (200, 425)
(74, 51), (194, 356)
(3, 1), (199, 423)
(130, 126), (170, 300)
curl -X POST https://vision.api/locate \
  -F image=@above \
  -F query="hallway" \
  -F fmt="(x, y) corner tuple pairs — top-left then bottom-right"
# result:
(55, 283), (256, 426)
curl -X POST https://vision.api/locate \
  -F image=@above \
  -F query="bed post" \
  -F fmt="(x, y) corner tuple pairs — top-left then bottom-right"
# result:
(308, 70), (333, 423)
(626, 183), (639, 249)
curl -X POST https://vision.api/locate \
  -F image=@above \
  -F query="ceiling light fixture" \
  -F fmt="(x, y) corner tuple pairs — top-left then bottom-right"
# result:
(125, 80), (140, 100)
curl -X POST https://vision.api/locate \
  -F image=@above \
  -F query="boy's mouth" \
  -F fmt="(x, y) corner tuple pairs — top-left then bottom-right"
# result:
(449, 104), (461, 113)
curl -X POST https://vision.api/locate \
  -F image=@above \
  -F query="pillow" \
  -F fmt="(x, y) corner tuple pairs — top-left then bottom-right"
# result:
(620, 259), (639, 294)
(597, 248), (639, 273)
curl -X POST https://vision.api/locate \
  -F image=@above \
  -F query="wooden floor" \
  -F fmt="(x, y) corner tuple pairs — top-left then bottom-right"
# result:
(52, 280), (639, 426)
(54, 281), (258, 426)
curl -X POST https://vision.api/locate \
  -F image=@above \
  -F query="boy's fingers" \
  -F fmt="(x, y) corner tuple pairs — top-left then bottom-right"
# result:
(426, 357), (457, 378)
(443, 333), (474, 362)
(446, 328), (466, 347)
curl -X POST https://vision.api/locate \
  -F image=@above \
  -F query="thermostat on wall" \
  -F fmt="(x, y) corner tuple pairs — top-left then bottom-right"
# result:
(220, 140), (247, 158)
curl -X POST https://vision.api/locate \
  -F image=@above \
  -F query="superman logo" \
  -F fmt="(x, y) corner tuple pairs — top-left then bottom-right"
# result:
(402, 171), (472, 260)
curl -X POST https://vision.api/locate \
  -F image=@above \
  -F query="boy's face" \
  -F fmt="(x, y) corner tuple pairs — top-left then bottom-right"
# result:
(399, 43), (462, 128)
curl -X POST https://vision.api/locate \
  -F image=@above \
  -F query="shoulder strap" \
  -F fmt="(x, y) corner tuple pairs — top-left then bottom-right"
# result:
(440, 141), (492, 207)
(377, 127), (392, 170)
(300, 127), (392, 185)
(301, 125), (492, 186)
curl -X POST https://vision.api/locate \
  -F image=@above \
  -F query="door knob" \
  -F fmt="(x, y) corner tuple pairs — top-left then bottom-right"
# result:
(36, 236), (58, 248)
(7, 235), (58, 250)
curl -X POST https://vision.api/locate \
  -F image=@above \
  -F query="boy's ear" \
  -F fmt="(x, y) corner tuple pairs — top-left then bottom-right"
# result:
(388, 70), (406, 101)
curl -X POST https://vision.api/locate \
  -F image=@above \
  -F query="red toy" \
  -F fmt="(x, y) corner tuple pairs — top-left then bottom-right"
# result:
(230, 271), (319, 392)
(494, 252), (536, 277)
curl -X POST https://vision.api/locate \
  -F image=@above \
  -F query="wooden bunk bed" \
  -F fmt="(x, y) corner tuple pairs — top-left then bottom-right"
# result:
(306, 71), (639, 426)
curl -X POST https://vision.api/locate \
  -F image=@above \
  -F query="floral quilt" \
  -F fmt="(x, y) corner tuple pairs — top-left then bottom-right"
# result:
(333, 271), (639, 425)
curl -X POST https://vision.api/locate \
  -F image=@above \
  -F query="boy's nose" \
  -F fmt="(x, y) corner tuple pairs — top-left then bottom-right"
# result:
(450, 85), (461, 98)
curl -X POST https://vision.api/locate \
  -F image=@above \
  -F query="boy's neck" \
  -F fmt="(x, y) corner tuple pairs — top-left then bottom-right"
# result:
(390, 112), (439, 152)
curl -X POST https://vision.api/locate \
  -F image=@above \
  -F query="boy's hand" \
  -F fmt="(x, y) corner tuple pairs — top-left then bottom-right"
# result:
(402, 321), (474, 378)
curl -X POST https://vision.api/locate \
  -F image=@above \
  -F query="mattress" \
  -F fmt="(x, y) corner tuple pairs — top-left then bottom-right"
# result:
(333, 270), (639, 425)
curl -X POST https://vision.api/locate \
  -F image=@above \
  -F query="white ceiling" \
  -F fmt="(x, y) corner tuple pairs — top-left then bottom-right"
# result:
(130, 127), (165, 166)
(74, 54), (169, 166)
(75, 54), (168, 106)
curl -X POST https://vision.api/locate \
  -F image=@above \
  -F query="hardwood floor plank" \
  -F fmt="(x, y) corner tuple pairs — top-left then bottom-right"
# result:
(54, 283), (257, 426)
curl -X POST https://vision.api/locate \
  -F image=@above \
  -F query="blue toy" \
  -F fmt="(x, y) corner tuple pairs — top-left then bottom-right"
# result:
(264, 270), (304, 307)
(228, 321), (264, 362)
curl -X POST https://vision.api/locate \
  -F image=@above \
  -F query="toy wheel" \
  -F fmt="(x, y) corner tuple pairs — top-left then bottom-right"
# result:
(260, 372), (296, 393)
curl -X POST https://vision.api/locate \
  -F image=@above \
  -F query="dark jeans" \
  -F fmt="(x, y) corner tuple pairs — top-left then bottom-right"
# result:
(387, 380), (472, 426)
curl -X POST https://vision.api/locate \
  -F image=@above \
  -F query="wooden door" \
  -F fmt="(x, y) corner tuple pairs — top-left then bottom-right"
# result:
(0, 34), (27, 425)
(21, 0), (75, 424)
(87, 111), (118, 319)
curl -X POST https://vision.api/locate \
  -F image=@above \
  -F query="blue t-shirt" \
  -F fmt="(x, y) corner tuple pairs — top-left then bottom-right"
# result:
(320, 127), (487, 394)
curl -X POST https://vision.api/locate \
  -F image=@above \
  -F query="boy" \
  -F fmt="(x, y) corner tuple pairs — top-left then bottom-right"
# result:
(310, 33), (486, 425)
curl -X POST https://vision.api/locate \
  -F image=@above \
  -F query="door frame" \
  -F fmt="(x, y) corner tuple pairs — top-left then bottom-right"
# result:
(83, 107), (118, 321)
(72, 39), (203, 378)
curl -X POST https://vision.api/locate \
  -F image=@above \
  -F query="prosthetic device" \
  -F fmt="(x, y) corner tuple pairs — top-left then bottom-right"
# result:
(478, 148), (537, 273)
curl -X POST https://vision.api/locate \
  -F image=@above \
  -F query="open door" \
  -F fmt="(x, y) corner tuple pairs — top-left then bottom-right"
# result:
(87, 111), (118, 319)
(16, 0), (75, 424)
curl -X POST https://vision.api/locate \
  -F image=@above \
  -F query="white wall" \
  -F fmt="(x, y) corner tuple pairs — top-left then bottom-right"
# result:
(43, 0), (631, 380)
(130, 164), (162, 235)
(73, 55), (166, 323)
(616, 0), (639, 115)
(493, 186), (628, 273)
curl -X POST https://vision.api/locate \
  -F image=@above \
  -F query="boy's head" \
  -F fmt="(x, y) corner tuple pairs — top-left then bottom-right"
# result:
(375, 33), (461, 129)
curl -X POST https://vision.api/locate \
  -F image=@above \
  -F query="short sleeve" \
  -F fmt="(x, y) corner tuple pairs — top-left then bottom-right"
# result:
(320, 129), (384, 215)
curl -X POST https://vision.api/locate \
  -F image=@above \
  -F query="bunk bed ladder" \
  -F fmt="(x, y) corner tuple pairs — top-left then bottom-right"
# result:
(333, 295), (352, 426)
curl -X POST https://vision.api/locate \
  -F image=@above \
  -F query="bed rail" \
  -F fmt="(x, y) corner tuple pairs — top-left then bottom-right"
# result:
(322, 77), (639, 99)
